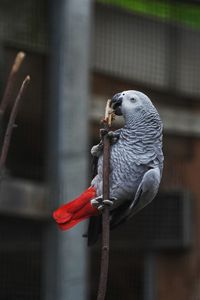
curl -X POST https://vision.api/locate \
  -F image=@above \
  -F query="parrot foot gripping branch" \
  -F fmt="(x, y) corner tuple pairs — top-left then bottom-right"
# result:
(91, 196), (117, 211)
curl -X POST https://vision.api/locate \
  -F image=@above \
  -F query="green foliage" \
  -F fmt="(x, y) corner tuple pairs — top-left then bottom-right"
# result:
(97, 0), (200, 30)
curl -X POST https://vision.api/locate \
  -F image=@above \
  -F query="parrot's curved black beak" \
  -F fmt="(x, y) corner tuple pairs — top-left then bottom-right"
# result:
(111, 93), (123, 116)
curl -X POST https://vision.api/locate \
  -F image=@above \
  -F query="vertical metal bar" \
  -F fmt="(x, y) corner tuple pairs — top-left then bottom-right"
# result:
(43, 0), (92, 300)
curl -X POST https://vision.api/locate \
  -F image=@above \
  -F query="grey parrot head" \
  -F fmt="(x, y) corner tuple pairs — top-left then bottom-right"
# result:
(111, 90), (158, 119)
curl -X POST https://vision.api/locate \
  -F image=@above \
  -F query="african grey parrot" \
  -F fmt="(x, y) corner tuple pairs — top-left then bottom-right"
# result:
(53, 90), (164, 244)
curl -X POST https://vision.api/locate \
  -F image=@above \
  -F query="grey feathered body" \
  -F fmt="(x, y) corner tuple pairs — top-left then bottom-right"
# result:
(88, 90), (164, 245)
(91, 105), (163, 208)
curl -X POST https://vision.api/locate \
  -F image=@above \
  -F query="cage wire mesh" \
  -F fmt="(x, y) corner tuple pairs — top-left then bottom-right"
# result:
(93, 0), (200, 96)
(0, 0), (48, 53)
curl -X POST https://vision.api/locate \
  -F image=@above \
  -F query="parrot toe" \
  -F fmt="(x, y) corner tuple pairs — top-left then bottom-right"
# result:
(100, 128), (108, 138)
(103, 199), (114, 206)
(98, 205), (104, 211)
(91, 198), (101, 207)
(91, 197), (104, 211)
(91, 196), (103, 210)
(103, 197), (117, 207)
(91, 196), (117, 211)
(107, 131), (120, 144)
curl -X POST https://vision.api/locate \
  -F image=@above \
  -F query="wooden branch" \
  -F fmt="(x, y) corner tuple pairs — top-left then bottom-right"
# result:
(103, 99), (115, 127)
(97, 100), (114, 300)
(0, 75), (30, 169)
(0, 52), (26, 118)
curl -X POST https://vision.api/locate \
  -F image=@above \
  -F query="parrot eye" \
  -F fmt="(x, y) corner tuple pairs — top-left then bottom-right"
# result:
(130, 97), (136, 103)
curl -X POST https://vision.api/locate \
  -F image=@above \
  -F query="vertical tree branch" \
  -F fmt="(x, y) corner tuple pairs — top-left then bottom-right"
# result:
(0, 52), (26, 119)
(97, 100), (114, 300)
(0, 75), (30, 169)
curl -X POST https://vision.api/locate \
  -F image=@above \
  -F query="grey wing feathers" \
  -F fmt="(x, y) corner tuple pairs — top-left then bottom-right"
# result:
(110, 167), (161, 228)
(128, 166), (161, 218)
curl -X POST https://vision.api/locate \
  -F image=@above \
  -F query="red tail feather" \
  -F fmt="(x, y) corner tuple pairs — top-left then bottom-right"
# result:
(53, 186), (99, 230)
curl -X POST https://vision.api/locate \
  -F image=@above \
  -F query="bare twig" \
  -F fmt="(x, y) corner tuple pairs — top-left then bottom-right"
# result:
(0, 52), (26, 118)
(97, 100), (114, 300)
(104, 99), (115, 127)
(0, 75), (30, 169)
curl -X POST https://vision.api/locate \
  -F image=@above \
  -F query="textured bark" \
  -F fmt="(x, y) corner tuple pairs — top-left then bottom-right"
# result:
(97, 100), (113, 300)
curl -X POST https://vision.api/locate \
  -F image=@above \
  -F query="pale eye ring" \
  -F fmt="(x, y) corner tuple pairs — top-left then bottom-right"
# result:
(130, 97), (136, 103)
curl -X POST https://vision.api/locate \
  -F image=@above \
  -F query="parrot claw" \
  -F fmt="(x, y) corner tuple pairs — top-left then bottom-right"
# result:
(91, 196), (117, 211)
(108, 131), (120, 144)
(91, 199), (104, 211)
(103, 199), (114, 206)
(91, 131), (120, 157)
(100, 129), (119, 144)
(91, 199), (99, 206)
(91, 196), (103, 209)
(100, 128), (108, 138)
(98, 205), (104, 211)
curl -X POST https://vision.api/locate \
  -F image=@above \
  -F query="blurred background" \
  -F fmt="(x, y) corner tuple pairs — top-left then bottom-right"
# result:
(0, 0), (199, 299)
